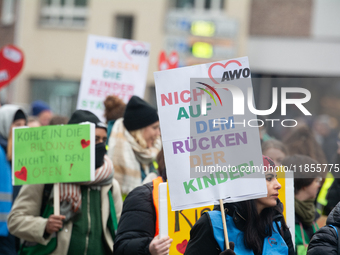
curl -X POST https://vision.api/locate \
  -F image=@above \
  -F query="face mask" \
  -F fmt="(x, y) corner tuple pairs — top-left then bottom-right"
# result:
(95, 143), (107, 169)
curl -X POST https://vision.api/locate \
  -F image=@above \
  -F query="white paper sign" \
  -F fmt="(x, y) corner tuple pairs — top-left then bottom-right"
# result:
(77, 34), (150, 121)
(154, 57), (267, 210)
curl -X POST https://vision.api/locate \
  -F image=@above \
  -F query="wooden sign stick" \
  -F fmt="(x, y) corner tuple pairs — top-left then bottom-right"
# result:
(219, 199), (230, 250)
(54, 183), (60, 215)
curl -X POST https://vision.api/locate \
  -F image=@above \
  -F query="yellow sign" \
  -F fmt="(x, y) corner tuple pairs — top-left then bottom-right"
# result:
(167, 187), (213, 254)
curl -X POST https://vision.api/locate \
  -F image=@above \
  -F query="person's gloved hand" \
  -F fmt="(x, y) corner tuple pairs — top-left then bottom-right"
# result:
(219, 242), (236, 255)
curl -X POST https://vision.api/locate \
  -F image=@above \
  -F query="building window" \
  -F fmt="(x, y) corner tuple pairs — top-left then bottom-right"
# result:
(31, 79), (80, 116)
(39, 0), (88, 28)
(1, 0), (15, 25)
(115, 15), (134, 39)
(174, 0), (224, 10)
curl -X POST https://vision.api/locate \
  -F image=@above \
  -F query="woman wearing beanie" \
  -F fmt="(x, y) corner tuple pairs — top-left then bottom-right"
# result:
(0, 104), (27, 255)
(107, 96), (161, 197)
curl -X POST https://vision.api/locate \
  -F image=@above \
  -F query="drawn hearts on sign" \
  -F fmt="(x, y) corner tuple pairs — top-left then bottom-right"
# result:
(158, 51), (179, 71)
(15, 166), (27, 181)
(176, 239), (188, 254)
(0, 45), (24, 90)
(81, 139), (90, 148)
(208, 60), (242, 84)
(122, 41), (146, 60)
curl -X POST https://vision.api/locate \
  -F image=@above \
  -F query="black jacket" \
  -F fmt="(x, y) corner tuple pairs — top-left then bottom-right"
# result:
(114, 183), (155, 255)
(185, 202), (294, 255)
(307, 201), (340, 255)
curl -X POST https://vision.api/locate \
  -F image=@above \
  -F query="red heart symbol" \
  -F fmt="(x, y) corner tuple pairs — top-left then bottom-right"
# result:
(81, 139), (90, 148)
(158, 50), (179, 71)
(176, 239), (188, 254)
(208, 60), (242, 84)
(0, 45), (24, 90)
(268, 237), (276, 247)
(122, 41), (146, 60)
(15, 166), (27, 181)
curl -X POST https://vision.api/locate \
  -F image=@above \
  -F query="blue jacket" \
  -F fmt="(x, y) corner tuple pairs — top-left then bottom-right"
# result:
(0, 145), (12, 236)
(209, 211), (288, 255)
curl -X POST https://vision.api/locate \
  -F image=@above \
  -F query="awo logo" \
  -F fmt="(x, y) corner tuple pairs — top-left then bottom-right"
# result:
(208, 60), (250, 84)
(198, 60), (312, 117)
(122, 41), (149, 60)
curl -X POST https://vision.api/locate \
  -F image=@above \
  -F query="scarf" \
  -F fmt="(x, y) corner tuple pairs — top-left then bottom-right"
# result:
(58, 155), (114, 221)
(295, 198), (315, 226)
(107, 118), (161, 195)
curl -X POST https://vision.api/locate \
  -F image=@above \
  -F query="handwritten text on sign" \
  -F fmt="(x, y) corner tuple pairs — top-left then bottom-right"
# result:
(12, 124), (95, 185)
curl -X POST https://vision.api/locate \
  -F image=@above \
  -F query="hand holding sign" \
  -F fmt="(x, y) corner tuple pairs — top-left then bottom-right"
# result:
(0, 45), (24, 90)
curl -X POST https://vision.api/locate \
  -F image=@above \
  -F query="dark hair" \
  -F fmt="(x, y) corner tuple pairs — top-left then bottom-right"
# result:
(235, 200), (288, 254)
(156, 148), (167, 181)
(282, 154), (320, 194)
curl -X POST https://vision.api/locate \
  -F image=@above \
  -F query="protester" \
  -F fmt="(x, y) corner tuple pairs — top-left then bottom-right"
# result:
(107, 96), (161, 197)
(8, 110), (122, 255)
(262, 139), (287, 167)
(282, 155), (321, 255)
(114, 148), (172, 255)
(104, 95), (126, 142)
(283, 126), (328, 167)
(0, 104), (27, 254)
(31, 100), (53, 126)
(323, 134), (340, 215)
(307, 201), (340, 255)
(184, 156), (294, 255)
(27, 116), (41, 127)
(313, 114), (338, 164)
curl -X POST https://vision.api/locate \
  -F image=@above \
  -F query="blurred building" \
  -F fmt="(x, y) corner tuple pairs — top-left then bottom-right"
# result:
(0, 0), (339, 120)
(1, 0), (251, 116)
(0, 0), (18, 104)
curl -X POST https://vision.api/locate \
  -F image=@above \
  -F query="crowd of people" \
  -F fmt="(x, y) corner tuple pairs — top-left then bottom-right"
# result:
(1, 95), (340, 255)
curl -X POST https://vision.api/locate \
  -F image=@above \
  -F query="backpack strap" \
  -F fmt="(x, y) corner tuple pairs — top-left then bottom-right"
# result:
(329, 225), (340, 255)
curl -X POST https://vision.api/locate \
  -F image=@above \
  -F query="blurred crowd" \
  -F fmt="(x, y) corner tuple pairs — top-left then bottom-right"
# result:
(1, 95), (340, 255)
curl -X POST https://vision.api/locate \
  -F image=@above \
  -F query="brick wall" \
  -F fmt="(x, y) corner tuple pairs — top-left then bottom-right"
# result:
(249, 0), (312, 37)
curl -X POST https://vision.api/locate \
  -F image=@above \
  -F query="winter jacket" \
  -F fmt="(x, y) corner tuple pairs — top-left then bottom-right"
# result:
(307, 201), (340, 255)
(8, 178), (122, 254)
(185, 202), (295, 255)
(114, 182), (155, 254)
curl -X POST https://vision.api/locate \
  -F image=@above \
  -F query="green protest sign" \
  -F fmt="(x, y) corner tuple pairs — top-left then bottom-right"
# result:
(12, 123), (95, 185)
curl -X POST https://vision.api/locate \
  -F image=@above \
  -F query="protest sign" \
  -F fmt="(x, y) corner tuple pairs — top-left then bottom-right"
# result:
(159, 183), (214, 254)
(277, 168), (295, 246)
(159, 171), (295, 253)
(76, 34), (150, 122)
(12, 123), (95, 185)
(154, 57), (267, 210)
(0, 45), (24, 90)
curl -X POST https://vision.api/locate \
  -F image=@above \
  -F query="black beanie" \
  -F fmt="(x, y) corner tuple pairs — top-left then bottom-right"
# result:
(13, 109), (27, 122)
(68, 110), (107, 130)
(123, 96), (159, 131)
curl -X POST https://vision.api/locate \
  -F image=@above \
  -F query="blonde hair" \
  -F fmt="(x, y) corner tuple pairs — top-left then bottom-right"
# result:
(129, 128), (147, 149)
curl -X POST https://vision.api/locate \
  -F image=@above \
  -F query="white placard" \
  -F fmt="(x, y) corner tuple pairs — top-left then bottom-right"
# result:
(77, 34), (150, 121)
(154, 57), (267, 210)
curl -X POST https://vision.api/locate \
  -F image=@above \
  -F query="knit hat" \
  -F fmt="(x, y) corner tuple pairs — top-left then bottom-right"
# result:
(68, 110), (107, 130)
(13, 109), (26, 122)
(32, 100), (51, 116)
(123, 96), (158, 131)
(262, 155), (276, 171)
